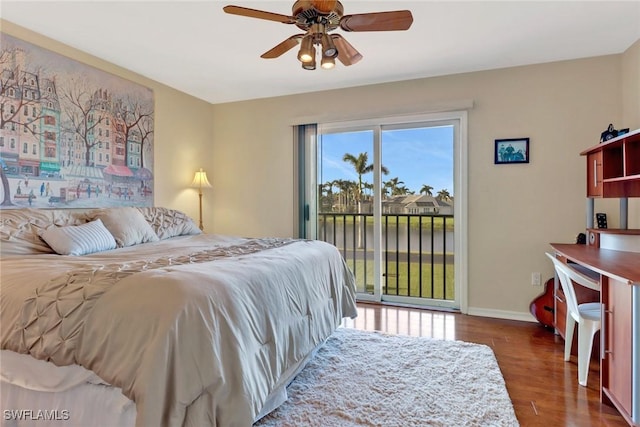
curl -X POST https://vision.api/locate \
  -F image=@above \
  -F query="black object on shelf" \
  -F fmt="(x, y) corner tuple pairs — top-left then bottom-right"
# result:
(596, 213), (608, 229)
(600, 124), (618, 142)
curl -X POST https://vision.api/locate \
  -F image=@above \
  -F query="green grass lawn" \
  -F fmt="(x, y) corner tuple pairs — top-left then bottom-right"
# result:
(319, 214), (455, 300)
(346, 258), (455, 300)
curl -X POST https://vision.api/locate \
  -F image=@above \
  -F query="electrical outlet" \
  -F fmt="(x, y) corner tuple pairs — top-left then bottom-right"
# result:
(531, 272), (541, 286)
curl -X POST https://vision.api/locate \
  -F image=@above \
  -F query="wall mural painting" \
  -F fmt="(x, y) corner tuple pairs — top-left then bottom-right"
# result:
(0, 33), (154, 210)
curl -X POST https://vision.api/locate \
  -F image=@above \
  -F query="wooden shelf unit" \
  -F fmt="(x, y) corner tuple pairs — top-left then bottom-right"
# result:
(581, 129), (640, 198)
(587, 228), (640, 235)
(550, 129), (640, 426)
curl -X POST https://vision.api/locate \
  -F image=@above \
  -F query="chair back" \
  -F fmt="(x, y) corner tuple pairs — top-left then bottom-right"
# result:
(545, 253), (582, 319)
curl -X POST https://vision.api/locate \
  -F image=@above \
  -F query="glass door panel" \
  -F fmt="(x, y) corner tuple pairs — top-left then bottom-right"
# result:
(317, 130), (376, 297)
(380, 124), (455, 308)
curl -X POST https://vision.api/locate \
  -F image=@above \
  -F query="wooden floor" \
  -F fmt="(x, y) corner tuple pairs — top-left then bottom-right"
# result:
(343, 302), (628, 427)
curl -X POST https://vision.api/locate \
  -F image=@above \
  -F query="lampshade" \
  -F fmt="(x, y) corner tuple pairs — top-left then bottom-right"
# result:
(191, 168), (212, 190)
(302, 59), (317, 70)
(320, 33), (338, 58)
(297, 35), (315, 63)
(321, 55), (335, 69)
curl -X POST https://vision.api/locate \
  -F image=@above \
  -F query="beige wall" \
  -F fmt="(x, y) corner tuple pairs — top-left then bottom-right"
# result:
(621, 40), (640, 226)
(4, 19), (638, 319)
(622, 39), (640, 129)
(1, 20), (215, 224)
(212, 55), (635, 318)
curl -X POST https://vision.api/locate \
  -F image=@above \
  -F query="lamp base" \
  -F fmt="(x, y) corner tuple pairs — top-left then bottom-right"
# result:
(198, 192), (204, 231)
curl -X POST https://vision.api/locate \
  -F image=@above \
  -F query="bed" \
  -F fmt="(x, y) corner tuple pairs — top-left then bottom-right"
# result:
(0, 207), (357, 427)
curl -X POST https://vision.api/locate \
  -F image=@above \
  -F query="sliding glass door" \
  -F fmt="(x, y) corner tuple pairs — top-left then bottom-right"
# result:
(302, 112), (467, 311)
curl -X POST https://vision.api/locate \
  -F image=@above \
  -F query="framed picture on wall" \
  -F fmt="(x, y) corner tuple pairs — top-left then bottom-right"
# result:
(494, 138), (529, 164)
(0, 32), (155, 210)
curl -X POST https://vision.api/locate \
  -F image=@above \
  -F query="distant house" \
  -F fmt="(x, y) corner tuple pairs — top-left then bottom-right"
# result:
(381, 194), (453, 215)
(436, 198), (453, 215)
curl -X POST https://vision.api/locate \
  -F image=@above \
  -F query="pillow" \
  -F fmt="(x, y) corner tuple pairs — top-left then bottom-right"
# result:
(39, 219), (117, 256)
(137, 207), (201, 240)
(87, 207), (159, 247)
(1, 208), (88, 256)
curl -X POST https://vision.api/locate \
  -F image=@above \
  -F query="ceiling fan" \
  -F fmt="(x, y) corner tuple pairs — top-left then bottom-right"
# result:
(223, 0), (413, 70)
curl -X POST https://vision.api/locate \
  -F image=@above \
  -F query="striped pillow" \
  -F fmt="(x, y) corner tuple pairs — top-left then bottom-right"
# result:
(39, 219), (117, 256)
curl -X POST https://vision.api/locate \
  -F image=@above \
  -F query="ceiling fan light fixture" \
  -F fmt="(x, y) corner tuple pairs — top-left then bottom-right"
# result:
(224, 2), (412, 69)
(321, 55), (335, 69)
(320, 33), (338, 58)
(302, 56), (317, 70)
(297, 35), (315, 63)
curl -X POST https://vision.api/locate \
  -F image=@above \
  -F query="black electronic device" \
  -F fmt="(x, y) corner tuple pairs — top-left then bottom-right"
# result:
(596, 213), (607, 229)
(600, 124), (618, 142)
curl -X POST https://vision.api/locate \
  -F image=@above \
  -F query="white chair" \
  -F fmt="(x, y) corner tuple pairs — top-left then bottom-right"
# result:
(545, 253), (602, 387)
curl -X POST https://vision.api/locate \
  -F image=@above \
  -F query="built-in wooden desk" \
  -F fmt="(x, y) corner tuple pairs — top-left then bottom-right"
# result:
(551, 244), (640, 285)
(550, 243), (640, 427)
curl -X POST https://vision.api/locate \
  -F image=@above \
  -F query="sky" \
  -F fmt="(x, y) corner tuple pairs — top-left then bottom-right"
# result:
(319, 125), (454, 196)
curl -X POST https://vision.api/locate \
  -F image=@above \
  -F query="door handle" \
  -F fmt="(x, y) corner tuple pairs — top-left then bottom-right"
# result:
(601, 308), (613, 359)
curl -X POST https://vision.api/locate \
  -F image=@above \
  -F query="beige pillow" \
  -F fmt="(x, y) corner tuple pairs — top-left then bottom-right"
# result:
(88, 207), (159, 247)
(0, 208), (87, 256)
(137, 207), (201, 240)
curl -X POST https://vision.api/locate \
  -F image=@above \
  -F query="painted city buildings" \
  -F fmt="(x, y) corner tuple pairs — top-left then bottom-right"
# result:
(0, 33), (154, 209)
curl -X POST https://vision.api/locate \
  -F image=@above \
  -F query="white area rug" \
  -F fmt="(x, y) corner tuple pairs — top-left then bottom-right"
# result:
(256, 327), (519, 427)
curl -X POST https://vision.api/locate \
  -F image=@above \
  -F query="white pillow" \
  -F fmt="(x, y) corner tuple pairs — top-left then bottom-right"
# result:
(88, 207), (159, 247)
(39, 219), (117, 256)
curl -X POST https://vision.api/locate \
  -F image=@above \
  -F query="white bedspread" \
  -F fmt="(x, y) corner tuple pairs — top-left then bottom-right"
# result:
(1, 234), (357, 427)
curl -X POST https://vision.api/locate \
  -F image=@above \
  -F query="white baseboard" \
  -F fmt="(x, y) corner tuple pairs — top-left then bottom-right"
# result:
(466, 307), (538, 323)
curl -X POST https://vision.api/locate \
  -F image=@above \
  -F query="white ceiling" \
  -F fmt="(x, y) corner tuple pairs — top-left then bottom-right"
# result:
(2, 1), (639, 105)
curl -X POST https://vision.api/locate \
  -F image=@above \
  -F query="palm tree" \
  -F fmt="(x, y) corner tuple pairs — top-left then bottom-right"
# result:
(332, 179), (352, 212)
(342, 152), (389, 247)
(319, 182), (334, 212)
(345, 180), (359, 211)
(437, 189), (452, 201)
(395, 185), (411, 196)
(362, 182), (374, 199)
(342, 152), (388, 202)
(384, 177), (404, 198)
(420, 184), (434, 196)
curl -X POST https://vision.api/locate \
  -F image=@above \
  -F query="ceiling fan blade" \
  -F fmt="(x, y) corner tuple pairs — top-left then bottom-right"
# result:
(331, 34), (363, 66)
(340, 10), (413, 32)
(223, 5), (296, 24)
(261, 35), (304, 59)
